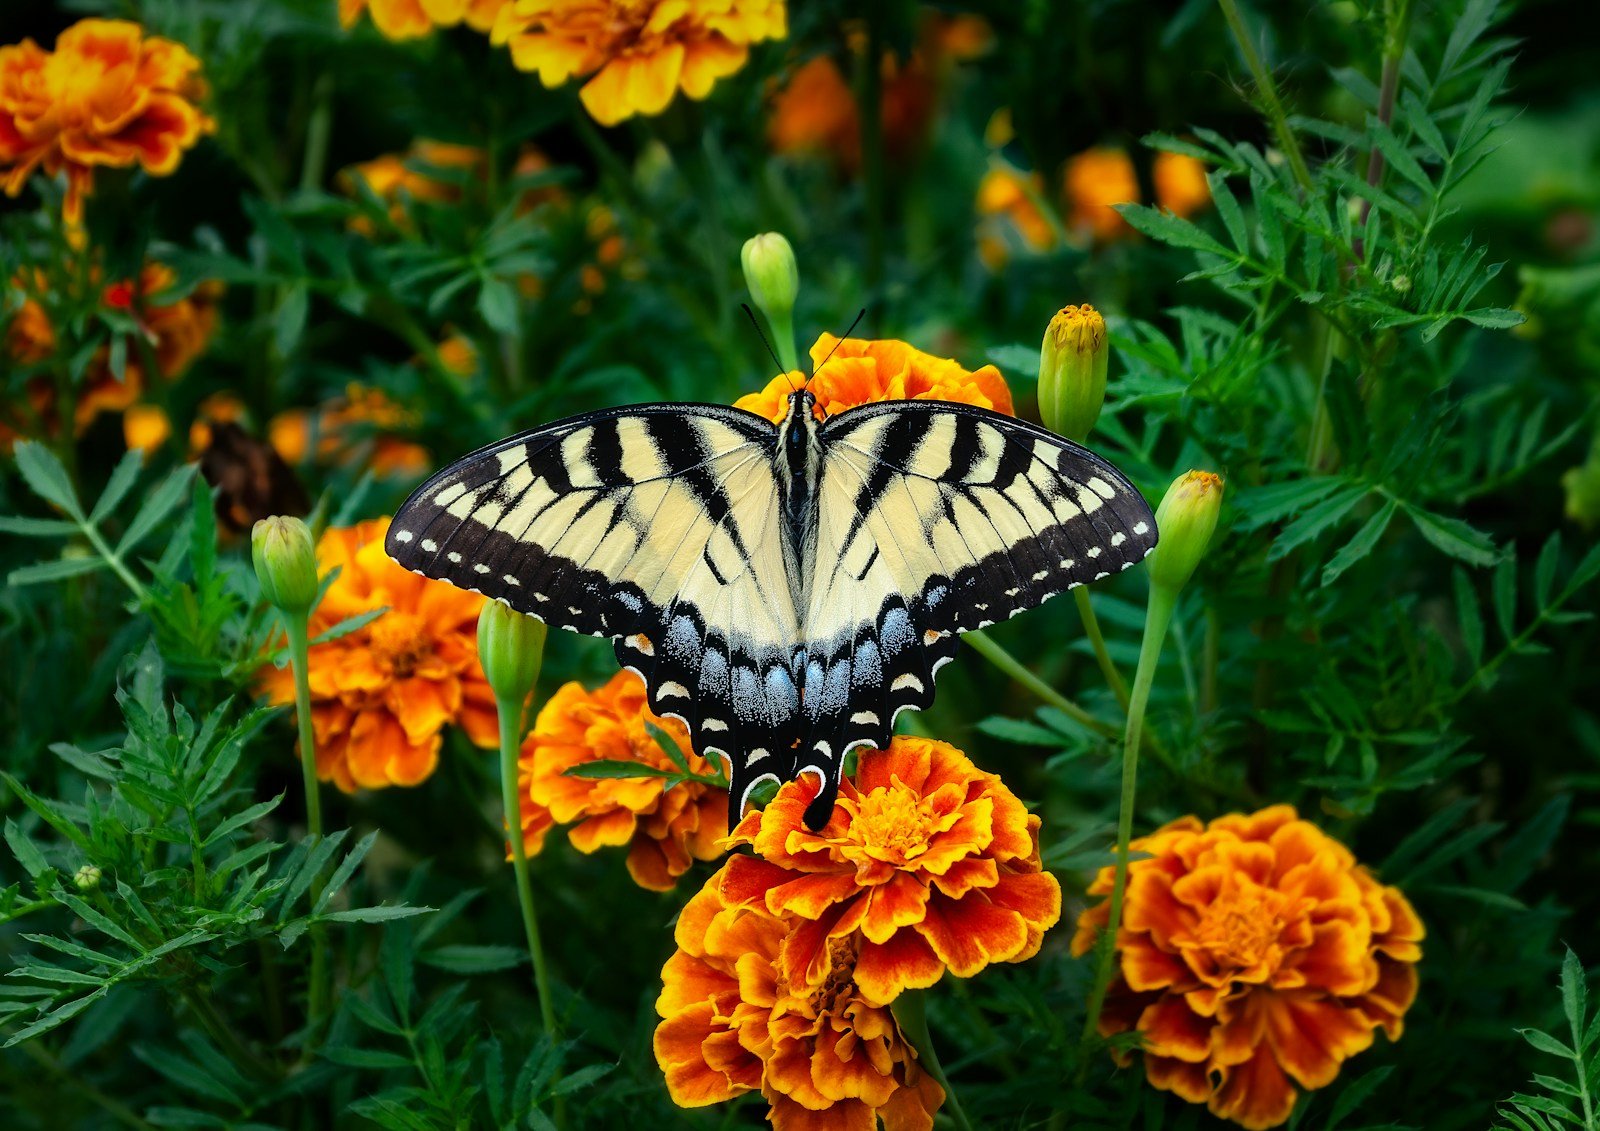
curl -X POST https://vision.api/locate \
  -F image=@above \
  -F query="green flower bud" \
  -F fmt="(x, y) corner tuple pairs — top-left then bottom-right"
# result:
(1147, 471), (1224, 594)
(252, 516), (318, 615)
(1562, 433), (1600, 530)
(477, 600), (547, 705)
(73, 864), (101, 891)
(741, 232), (799, 323)
(1039, 304), (1108, 442)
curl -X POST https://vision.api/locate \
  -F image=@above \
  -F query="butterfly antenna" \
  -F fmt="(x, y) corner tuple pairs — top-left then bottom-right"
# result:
(741, 303), (796, 393)
(809, 307), (867, 390)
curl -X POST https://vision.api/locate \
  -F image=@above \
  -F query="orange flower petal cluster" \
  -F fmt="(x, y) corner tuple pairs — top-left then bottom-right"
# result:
(256, 517), (497, 791)
(340, 140), (487, 233)
(975, 165), (1056, 269)
(3, 262), (220, 450)
(1062, 146), (1143, 241)
(1072, 805), (1424, 1130)
(654, 870), (944, 1129)
(735, 334), (1013, 423)
(518, 670), (727, 891)
(0, 19), (212, 226)
(720, 738), (1061, 1007)
(269, 383), (429, 476)
(340, 0), (508, 39)
(491, 0), (787, 127)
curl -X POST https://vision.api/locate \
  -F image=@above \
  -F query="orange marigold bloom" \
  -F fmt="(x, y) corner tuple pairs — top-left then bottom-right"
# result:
(0, 19), (213, 226)
(975, 165), (1056, 269)
(1072, 805), (1424, 1130)
(518, 670), (727, 891)
(341, 140), (486, 232)
(491, 0), (787, 128)
(256, 517), (497, 791)
(269, 383), (429, 476)
(1063, 146), (1141, 241)
(720, 738), (1061, 1006)
(340, 0), (508, 38)
(655, 869), (945, 1129)
(735, 334), (1013, 424)
(1154, 150), (1211, 218)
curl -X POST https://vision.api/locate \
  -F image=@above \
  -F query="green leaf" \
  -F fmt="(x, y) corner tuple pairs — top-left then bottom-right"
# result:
(309, 607), (388, 646)
(2, 987), (108, 1047)
(1463, 307), (1525, 330)
(8, 556), (110, 587)
(89, 450), (145, 525)
(562, 760), (678, 781)
(0, 515), (79, 537)
(1321, 499), (1398, 585)
(275, 285), (309, 357)
(320, 1046), (416, 1070)
(12, 441), (83, 520)
(478, 277), (519, 335)
(985, 343), (1041, 379)
(117, 465), (197, 555)
(4, 820), (49, 878)
(1408, 506), (1497, 567)
(1454, 568), (1485, 667)
(322, 904), (434, 924)
(1115, 203), (1231, 256)
(418, 945), (527, 974)
(314, 829), (379, 913)
(1493, 555), (1519, 641)
(1559, 948), (1587, 1055)
(976, 716), (1071, 747)
(1518, 1028), (1575, 1060)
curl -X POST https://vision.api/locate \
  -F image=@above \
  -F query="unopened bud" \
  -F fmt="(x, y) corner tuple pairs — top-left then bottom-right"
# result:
(252, 516), (318, 615)
(741, 232), (799, 323)
(1039, 304), (1108, 442)
(1147, 471), (1224, 593)
(74, 864), (101, 891)
(477, 600), (547, 705)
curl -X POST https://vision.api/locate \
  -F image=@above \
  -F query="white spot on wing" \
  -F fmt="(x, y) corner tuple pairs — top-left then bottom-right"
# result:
(1111, 533), (1126, 547)
(447, 551), (462, 563)
(474, 563), (490, 574)
(891, 674), (924, 693)
(659, 681), (690, 699)
(1133, 521), (1150, 535)
(850, 711), (879, 725)
(504, 575), (521, 586)
(421, 539), (438, 552)
(394, 530), (414, 543)
(1088, 546), (1102, 558)
(1089, 477), (1117, 499)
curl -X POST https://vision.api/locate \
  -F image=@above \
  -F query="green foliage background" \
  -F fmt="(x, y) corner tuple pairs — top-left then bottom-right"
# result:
(3, 0), (1599, 1128)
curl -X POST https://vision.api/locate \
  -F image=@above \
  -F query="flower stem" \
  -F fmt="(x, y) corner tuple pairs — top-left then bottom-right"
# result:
(1072, 588), (1129, 710)
(769, 308), (800, 374)
(964, 628), (1115, 739)
(285, 615), (330, 1048)
(1078, 584), (1177, 1059)
(891, 990), (974, 1131)
(1216, 0), (1315, 195)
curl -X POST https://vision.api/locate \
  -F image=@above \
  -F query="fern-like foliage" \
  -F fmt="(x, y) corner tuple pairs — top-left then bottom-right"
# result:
(1496, 949), (1600, 1130)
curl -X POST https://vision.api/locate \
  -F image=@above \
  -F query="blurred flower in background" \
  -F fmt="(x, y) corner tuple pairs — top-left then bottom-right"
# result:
(270, 383), (430, 477)
(341, 140), (487, 234)
(492, 0), (787, 127)
(655, 872), (946, 1129)
(975, 164), (1056, 268)
(0, 19), (213, 228)
(517, 670), (727, 891)
(1073, 805), (1423, 1130)
(340, 0), (508, 39)
(257, 517), (498, 792)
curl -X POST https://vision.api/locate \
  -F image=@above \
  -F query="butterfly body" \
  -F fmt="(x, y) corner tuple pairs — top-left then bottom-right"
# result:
(387, 391), (1157, 829)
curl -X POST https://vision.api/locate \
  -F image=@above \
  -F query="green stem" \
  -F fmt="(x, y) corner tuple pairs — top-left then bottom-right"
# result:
(1216, 0), (1315, 194)
(769, 308), (800, 374)
(179, 985), (278, 1081)
(20, 1043), (160, 1131)
(285, 616), (330, 1048)
(495, 689), (563, 1127)
(1355, 0), (1415, 243)
(80, 523), (147, 603)
(298, 73), (334, 195)
(1078, 585), (1177, 1061)
(890, 991), (974, 1131)
(1072, 588), (1129, 710)
(964, 628), (1115, 738)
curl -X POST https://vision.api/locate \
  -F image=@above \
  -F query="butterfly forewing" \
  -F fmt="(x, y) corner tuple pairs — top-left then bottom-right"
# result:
(385, 404), (807, 809)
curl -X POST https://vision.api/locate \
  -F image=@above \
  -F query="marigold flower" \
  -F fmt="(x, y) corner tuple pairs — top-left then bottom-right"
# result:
(1154, 150), (1211, 218)
(269, 383), (429, 476)
(1064, 146), (1141, 241)
(340, 0), (508, 39)
(720, 738), (1061, 1006)
(735, 334), (1013, 423)
(256, 517), (498, 791)
(518, 670), (727, 891)
(1072, 805), (1424, 1130)
(491, 0), (787, 127)
(341, 140), (487, 233)
(975, 165), (1056, 269)
(0, 19), (213, 226)
(654, 870), (945, 1129)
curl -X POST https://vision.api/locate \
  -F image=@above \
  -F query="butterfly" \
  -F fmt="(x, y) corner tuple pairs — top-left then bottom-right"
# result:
(386, 388), (1158, 829)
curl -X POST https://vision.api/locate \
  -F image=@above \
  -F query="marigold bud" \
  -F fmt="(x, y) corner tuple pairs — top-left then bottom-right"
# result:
(1147, 471), (1224, 594)
(1039, 304), (1108, 442)
(251, 516), (318, 615)
(478, 600), (547, 705)
(740, 232), (799, 324)
(74, 864), (101, 891)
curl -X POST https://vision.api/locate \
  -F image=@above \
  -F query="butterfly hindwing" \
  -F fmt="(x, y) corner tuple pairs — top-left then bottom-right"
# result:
(385, 404), (805, 807)
(791, 401), (1158, 822)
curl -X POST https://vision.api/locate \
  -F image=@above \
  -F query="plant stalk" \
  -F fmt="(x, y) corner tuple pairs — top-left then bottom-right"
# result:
(284, 616), (330, 1047)
(1216, 0), (1315, 194)
(1073, 588), (1129, 710)
(965, 628), (1115, 738)
(1078, 585), (1177, 1058)
(891, 991), (974, 1131)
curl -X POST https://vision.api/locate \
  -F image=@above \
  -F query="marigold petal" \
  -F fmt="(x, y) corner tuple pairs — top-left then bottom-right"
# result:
(850, 931), (945, 1006)
(915, 892), (1027, 977)
(654, 1000), (748, 1107)
(1210, 1044), (1299, 1131)
(1144, 1053), (1213, 1105)
(1138, 995), (1212, 1063)
(766, 1091), (876, 1131)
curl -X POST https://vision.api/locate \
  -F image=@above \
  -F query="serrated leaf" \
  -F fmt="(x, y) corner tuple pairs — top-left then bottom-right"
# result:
(322, 904), (433, 924)
(1518, 1028), (1575, 1059)
(1322, 499), (1398, 585)
(561, 760), (678, 781)
(1463, 307), (1525, 330)
(309, 607), (388, 646)
(1493, 555), (1518, 641)
(418, 945), (527, 974)
(976, 716), (1071, 747)
(478, 277), (519, 335)
(275, 285), (309, 357)
(12, 441), (83, 520)
(1116, 203), (1231, 256)
(1454, 568), (1485, 667)
(117, 465), (197, 555)
(314, 829), (379, 913)
(89, 450), (145, 525)
(8, 556), (110, 586)
(1409, 506), (1497, 567)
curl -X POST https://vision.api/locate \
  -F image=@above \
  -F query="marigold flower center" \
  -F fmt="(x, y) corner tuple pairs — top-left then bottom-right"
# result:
(367, 611), (433, 677)
(850, 785), (937, 860)
(1193, 880), (1288, 971)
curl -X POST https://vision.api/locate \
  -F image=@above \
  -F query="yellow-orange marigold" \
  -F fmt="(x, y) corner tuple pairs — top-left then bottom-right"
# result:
(735, 333), (1013, 423)
(340, 0), (507, 38)
(1063, 146), (1141, 241)
(975, 165), (1056, 269)
(1072, 805), (1424, 1130)
(0, 19), (213, 226)
(256, 517), (497, 791)
(268, 383), (429, 476)
(720, 738), (1060, 1006)
(491, 0), (787, 127)
(1154, 150), (1211, 218)
(518, 670), (727, 891)
(655, 869), (945, 1129)
(341, 140), (486, 232)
